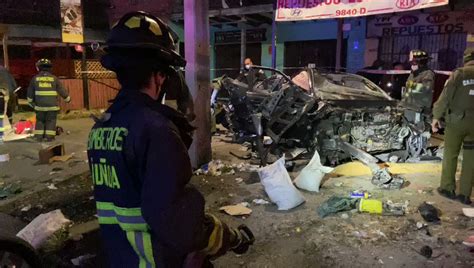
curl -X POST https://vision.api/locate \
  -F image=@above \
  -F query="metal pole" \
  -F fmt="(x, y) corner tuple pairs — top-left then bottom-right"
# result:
(335, 18), (343, 72)
(271, 11), (277, 69)
(240, 23), (246, 69)
(2, 34), (9, 70)
(81, 46), (89, 110)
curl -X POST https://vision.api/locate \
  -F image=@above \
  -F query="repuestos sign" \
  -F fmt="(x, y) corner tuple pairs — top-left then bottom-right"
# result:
(275, 0), (449, 21)
(367, 10), (474, 37)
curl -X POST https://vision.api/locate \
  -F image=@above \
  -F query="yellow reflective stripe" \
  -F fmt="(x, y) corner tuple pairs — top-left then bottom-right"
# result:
(96, 202), (142, 217)
(0, 115), (4, 119)
(34, 106), (60, 111)
(33, 130), (44, 134)
(0, 127), (4, 132)
(46, 130), (56, 136)
(98, 217), (118, 224)
(27, 97), (33, 102)
(142, 232), (155, 267)
(35, 91), (57, 96)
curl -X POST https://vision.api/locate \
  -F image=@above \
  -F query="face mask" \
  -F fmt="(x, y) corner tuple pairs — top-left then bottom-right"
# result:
(411, 64), (419, 71)
(245, 64), (251, 70)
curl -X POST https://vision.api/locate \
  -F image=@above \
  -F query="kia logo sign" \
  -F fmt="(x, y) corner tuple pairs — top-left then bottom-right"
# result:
(426, 13), (449, 24)
(396, 0), (420, 9)
(398, 15), (419, 25)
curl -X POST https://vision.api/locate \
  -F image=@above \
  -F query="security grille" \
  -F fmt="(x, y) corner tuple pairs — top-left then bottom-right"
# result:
(379, 33), (467, 71)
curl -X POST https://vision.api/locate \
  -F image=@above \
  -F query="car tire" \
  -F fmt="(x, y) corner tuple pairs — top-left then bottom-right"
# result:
(0, 231), (42, 268)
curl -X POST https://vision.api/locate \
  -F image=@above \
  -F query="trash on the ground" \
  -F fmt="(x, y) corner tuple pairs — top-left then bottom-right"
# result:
(350, 190), (370, 199)
(383, 200), (409, 216)
(0, 183), (22, 199)
(418, 202), (440, 223)
(286, 148), (306, 160)
(420, 245), (433, 258)
(235, 162), (259, 173)
(14, 120), (34, 134)
(21, 205), (32, 212)
(240, 202), (250, 207)
(71, 254), (96, 266)
(258, 157), (305, 211)
(416, 221), (427, 229)
(195, 160), (235, 176)
(317, 196), (358, 218)
(463, 235), (474, 247)
(220, 204), (252, 216)
(358, 199), (383, 214)
(334, 182), (344, 187)
(17, 209), (71, 249)
(38, 143), (65, 165)
(353, 230), (368, 239)
(371, 168), (405, 190)
(252, 199), (270, 205)
(340, 213), (350, 219)
(294, 150), (334, 192)
(462, 208), (474, 218)
(230, 151), (251, 160)
(47, 183), (58, 190)
(49, 154), (73, 164)
(235, 178), (244, 184)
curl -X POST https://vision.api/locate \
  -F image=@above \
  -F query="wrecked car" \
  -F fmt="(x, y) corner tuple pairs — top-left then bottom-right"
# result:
(214, 66), (435, 167)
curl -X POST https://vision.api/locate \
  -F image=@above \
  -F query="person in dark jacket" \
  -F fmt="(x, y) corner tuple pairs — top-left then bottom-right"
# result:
(236, 57), (266, 89)
(0, 65), (17, 127)
(27, 59), (71, 141)
(88, 12), (251, 268)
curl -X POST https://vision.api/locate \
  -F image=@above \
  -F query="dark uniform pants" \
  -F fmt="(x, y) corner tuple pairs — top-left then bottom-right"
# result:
(440, 117), (474, 197)
(35, 111), (57, 139)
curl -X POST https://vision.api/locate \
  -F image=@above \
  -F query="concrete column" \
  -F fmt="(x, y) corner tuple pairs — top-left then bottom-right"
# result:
(240, 24), (246, 69)
(335, 19), (343, 72)
(271, 11), (277, 69)
(184, 0), (212, 168)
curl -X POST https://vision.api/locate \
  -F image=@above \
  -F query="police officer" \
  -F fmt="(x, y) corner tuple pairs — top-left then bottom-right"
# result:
(237, 57), (266, 89)
(27, 59), (71, 141)
(402, 50), (435, 115)
(432, 48), (474, 205)
(88, 12), (252, 267)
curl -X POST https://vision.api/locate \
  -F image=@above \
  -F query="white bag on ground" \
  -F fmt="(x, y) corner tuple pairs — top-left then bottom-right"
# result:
(258, 157), (305, 210)
(17, 209), (71, 249)
(294, 150), (334, 192)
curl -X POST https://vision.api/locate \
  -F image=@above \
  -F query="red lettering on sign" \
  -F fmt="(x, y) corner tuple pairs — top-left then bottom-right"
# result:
(396, 0), (420, 9)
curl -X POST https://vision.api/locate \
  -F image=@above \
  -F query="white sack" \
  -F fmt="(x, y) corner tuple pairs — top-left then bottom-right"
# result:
(258, 157), (305, 210)
(294, 150), (334, 192)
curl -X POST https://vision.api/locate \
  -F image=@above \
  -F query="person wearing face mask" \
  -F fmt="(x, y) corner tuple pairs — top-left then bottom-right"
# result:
(236, 57), (266, 89)
(401, 50), (435, 115)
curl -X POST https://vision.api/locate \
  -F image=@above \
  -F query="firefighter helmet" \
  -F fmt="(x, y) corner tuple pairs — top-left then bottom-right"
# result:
(102, 11), (185, 71)
(36, 58), (52, 70)
(409, 50), (430, 63)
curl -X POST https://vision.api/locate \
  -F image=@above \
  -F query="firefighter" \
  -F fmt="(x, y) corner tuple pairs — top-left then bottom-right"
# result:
(159, 67), (196, 122)
(402, 49), (435, 115)
(27, 59), (71, 141)
(88, 12), (253, 267)
(432, 48), (474, 205)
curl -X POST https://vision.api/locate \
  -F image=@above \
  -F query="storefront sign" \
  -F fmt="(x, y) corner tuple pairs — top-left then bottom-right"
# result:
(275, 0), (449, 21)
(367, 10), (474, 37)
(215, 29), (267, 44)
(60, 0), (84, 43)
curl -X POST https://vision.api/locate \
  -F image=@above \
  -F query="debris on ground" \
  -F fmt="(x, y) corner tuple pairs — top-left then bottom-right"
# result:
(21, 205), (32, 212)
(194, 160), (236, 176)
(235, 178), (244, 184)
(0, 183), (22, 199)
(350, 190), (370, 199)
(358, 199), (383, 214)
(220, 204), (252, 216)
(38, 143), (66, 165)
(419, 245), (433, 259)
(383, 200), (409, 216)
(71, 254), (96, 266)
(252, 199), (270, 205)
(294, 150), (334, 192)
(17, 209), (71, 249)
(371, 168), (405, 190)
(49, 154), (73, 164)
(0, 153), (10, 162)
(463, 236), (474, 247)
(418, 202), (440, 223)
(462, 208), (474, 218)
(258, 157), (305, 211)
(317, 196), (358, 218)
(47, 183), (58, 190)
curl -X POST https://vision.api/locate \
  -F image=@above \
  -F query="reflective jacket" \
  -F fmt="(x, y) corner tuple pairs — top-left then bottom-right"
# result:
(402, 68), (434, 113)
(433, 61), (474, 122)
(27, 71), (70, 111)
(87, 89), (208, 268)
